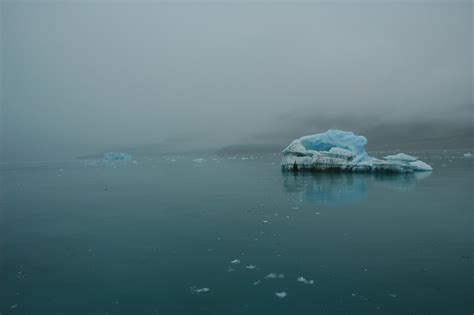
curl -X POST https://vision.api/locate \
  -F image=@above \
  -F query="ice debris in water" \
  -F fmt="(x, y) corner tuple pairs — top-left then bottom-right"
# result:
(463, 153), (473, 158)
(265, 273), (285, 279)
(297, 276), (315, 285)
(245, 265), (256, 270)
(193, 158), (205, 163)
(281, 130), (433, 173)
(190, 286), (210, 294)
(230, 259), (241, 264)
(103, 152), (132, 162)
(275, 292), (288, 299)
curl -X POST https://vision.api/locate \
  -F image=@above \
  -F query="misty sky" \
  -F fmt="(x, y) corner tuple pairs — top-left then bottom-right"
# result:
(1, 0), (472, 161)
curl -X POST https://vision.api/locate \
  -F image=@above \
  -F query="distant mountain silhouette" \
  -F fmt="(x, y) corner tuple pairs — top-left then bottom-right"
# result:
(78, 120), (473, 159)
(216, 121), (474, 155)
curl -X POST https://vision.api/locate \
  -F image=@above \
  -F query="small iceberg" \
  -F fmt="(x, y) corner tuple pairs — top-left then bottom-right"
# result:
(189, 286), (210, 294)
(275, 292), (288, 299)
(281, 130), (432, 173)
(265, 273), (285, 279)
(103, 152), (132, 162)
(297, 276), (315, 285)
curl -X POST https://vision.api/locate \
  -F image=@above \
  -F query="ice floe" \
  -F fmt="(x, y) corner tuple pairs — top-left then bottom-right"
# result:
(190, 286), (210, 294)
(275, 292), (287, 299)
(296, 276), (315, 285)
(265, 273), (285, 279)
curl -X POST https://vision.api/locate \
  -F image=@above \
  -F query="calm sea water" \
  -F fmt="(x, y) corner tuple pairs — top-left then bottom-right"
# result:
(1, 150), (473, 314)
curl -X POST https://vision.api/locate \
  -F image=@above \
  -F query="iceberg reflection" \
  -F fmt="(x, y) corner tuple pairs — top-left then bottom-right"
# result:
(282, 172), (431, 205)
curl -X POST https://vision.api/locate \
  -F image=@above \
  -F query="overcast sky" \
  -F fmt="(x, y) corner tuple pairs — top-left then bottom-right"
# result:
(1, 0), (472, 161)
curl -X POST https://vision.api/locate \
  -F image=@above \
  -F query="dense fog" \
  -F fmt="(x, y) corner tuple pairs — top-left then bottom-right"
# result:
(1, 1), (472, 161)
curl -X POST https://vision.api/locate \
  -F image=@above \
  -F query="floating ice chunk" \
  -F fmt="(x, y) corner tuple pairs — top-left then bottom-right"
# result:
(463, 153), (473, 158)
(265, 273), (284, 279)
(275, 292), (287, 299)
(297, 276), (315, 285)
(282, 130), (433, 173)
(389, 293), (397, 298)
(190, 286), (210, 294)
(193, 158), (205, 163)
(10, 304), (18, 309)
(253, 280), (261, 286)
(103, 152), (132, 162)
(226, 266), (235, 272)
(245, 265), (257, 270)
(230, 259), (241, 264)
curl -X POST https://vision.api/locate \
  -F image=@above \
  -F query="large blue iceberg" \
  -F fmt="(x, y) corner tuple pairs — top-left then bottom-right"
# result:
(282, 130), (432, 172)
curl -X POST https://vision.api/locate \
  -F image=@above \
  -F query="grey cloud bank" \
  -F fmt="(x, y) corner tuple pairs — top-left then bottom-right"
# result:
(1, 1), (472, 162)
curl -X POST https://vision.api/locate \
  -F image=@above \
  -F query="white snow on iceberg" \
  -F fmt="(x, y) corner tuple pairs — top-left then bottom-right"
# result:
(383, 153), (417, 162)
(282, 130), (432, 173)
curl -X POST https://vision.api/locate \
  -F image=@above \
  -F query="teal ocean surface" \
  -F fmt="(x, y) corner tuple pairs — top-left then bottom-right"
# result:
(1, 150), (473, 314)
